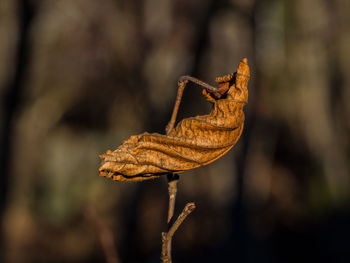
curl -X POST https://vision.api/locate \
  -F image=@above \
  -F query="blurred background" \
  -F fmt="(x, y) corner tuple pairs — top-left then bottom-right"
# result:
(1, 0), (350, 262)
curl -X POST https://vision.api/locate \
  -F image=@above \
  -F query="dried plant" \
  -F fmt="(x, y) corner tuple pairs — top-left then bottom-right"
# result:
(98, 58), (250, 262)
(99, 58), (249, 181)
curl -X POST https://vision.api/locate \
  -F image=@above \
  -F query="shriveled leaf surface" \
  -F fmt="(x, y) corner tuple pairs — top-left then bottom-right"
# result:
(99, 58), (250, 181)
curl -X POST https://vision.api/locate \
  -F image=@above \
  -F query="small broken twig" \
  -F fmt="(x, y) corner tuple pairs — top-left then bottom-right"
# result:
(161, 200), (196, 263)
(167, 202), (196, 238)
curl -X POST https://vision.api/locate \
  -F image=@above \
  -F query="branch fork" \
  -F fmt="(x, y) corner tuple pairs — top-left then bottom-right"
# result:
(161, 174), (196, 263)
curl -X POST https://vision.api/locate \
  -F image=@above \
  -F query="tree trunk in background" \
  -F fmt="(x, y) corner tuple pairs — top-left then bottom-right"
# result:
(0, 0), (32, 260)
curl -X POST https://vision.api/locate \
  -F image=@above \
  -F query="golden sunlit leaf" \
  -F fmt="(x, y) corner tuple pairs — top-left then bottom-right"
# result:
(99, 58), (250, 181)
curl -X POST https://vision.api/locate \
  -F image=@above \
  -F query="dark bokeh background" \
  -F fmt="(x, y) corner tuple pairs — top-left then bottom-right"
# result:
(1, 0), (349, 262)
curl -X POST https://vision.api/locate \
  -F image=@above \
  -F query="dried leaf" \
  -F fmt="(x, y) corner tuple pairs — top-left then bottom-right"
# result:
(99, 58), (250, 181)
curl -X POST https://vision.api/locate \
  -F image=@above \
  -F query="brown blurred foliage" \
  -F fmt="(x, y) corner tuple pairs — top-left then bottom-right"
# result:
(1, 0), (349, 263)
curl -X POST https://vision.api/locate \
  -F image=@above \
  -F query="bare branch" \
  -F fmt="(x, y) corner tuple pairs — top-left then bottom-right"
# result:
(167, 202), (196, 238)
(161, 202), (196, 263)
(161, 174), (196, 263)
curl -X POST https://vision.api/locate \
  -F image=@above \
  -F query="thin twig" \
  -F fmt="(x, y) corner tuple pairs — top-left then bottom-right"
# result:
(166, 76), (221, 134)
(179, 75), (220, 96)
(161, 174), (196, 263)
(161, 202), (196, 263)
(162, 76), (201, 263)
(167, 174), (179, 223)
(167, 202), (196, 237)
(166, 80), (186, 134)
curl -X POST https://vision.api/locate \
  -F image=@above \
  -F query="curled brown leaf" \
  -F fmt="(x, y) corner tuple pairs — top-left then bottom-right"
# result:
(99, 58), (250, 181)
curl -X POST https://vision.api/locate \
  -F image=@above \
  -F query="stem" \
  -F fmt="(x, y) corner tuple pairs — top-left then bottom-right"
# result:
(161, 175), (196, 263)
(163, 75), (208, 262)
(166, 81), (186, 134)
(167, 174), (179, 223)
(161, 203), (196, 263)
